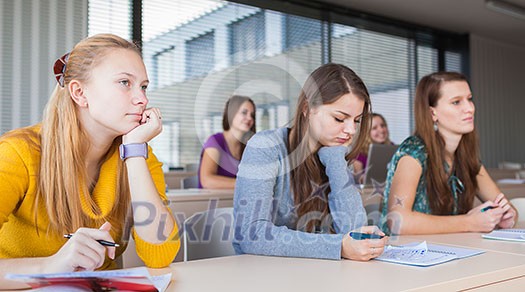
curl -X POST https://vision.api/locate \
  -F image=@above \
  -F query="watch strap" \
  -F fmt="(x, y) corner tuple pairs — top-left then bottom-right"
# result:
(119, 143), (148, 160)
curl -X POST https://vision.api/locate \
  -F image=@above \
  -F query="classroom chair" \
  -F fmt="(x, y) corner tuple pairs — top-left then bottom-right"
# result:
(182, 176), (199, 189)
(185, 163), (199, 171)
(183, 207), (235, 261)
(365, 203), (381, 226)
(510, 198), (525, 223)
(498, 161), (522, 170)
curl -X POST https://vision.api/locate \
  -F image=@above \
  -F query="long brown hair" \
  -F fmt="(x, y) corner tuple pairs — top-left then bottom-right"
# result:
(414, 71), (480, 215)
(289, 63), (371, 232)
(37, 34), (141, 235)
(222, 95), (256, 154)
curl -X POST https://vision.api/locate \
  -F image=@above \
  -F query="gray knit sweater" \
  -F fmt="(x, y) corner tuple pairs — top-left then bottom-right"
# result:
(233, 127), (367, 260)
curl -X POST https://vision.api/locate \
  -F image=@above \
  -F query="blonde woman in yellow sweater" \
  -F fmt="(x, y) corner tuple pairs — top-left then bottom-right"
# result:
(0, 34), (179, 277)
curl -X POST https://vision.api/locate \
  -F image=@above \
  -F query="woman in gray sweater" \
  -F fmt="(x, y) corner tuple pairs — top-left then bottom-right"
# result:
(233, 63), (388, 260)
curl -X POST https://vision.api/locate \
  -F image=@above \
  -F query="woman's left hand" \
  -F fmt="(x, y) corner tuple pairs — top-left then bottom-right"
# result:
(495, 193), (517, 229)
(123, 108), (163, 144)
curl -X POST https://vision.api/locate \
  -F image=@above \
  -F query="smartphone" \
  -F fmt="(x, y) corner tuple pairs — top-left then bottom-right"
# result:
(349, 232), (384, 240)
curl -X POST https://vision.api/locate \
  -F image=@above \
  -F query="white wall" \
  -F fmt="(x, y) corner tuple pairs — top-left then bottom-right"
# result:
(471, 34), (525, 167)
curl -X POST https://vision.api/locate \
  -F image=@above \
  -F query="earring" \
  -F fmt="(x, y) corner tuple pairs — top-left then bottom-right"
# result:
(433, 121), (438, 132)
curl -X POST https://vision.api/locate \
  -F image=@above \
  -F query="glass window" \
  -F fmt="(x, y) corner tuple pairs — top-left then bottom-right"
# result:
(417, 45), (438, 78)
(139, 2), (324, 168)
(2, 1), (467, 170)
(154, 46), (176, 88)
(331, 24), (413, 143)
(83, 0), (467, 170)
(230, 11), (265, 65)
(186, 31), (215, 79)
(150, 121), (180, 170)
(284, 14), (321, 50)
(445, 51), (462, 72)
(88, 0), (131, 39)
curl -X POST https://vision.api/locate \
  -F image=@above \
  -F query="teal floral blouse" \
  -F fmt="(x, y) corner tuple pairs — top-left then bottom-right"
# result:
(379, 136), (463, 234)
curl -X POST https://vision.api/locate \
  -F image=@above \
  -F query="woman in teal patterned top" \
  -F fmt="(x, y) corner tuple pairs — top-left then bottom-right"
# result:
(380, 72), (518, 235)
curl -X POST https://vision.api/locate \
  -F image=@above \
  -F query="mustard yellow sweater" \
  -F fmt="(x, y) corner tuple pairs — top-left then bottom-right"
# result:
(0, 126), (180, 269)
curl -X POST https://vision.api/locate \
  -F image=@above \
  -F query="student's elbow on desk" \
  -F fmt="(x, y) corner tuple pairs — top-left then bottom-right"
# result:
(233, 220), (277, 255)
(233, 230), (264, 256)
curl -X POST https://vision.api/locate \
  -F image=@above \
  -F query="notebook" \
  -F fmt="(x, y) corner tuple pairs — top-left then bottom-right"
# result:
(482, 229), (525, 242)
(5, 267), (171, 292)
(363, 143), (398, 185)
(374, 241), (484, 267)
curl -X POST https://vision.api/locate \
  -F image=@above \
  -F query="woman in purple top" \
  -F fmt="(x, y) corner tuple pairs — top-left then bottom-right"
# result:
(198, 95), (256, 189)
(353, 113), (393, 182)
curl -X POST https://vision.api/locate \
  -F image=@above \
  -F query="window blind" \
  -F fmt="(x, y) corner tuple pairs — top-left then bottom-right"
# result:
(2, 0), (467, 171)
(88, 0), (131, 39)
(86, 0), (465, 169)
(0, 0), (86, 135)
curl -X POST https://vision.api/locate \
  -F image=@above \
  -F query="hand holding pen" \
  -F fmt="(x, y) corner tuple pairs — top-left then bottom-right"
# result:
(477, 194), (515, 229)
(342, 226), (388, 261)
(467, 200), (504, 232)
(63, 234), (120, 247)
(44, 222), (117, 273)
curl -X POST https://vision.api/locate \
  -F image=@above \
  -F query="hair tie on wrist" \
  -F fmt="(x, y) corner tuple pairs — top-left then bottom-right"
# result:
(53, 52), (70, 87)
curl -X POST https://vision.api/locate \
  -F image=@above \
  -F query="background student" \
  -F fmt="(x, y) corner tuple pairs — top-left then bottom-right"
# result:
(0, 34), (179, 276)
(380, 71), (518, 235)
(198, 95), (256, 189)
(353, 113), (394, 181)
(233, 63), (388, 261)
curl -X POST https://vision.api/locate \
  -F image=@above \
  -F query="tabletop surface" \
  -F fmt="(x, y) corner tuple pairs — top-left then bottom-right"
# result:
(166, 239), (525, 292)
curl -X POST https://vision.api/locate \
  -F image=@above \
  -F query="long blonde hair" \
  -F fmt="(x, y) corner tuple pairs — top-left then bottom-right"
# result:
(38, 34), (141, 234)
(358, 113), (392, 156)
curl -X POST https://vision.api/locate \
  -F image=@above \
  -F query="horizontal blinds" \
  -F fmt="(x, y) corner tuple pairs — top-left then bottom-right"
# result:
(86, 0), (465, 168)
(142, 1), (322, 167)
(88, 0), (131, 39)
(1, 0), (467, 170)
(331, 24), (413, 144)
(0, 0), (86, 135)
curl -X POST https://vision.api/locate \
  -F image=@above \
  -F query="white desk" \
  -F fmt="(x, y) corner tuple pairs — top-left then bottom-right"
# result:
(470, 275), (525, 291)
(165, 250), (525, 292)
(123, 184), (524, 269)
(400, 229), (525, 257)
(4, 232), (524, 290)
(166, 188), (234, 201)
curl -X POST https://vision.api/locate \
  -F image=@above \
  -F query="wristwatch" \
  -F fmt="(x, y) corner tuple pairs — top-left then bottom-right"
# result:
(119, 143), (148, 160)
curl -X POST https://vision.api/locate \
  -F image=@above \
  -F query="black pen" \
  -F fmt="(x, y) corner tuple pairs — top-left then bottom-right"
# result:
(63, 234), (120, 247)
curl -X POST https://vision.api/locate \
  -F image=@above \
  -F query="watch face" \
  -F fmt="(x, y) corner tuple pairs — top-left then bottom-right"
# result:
(119, 144), (125, 160)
